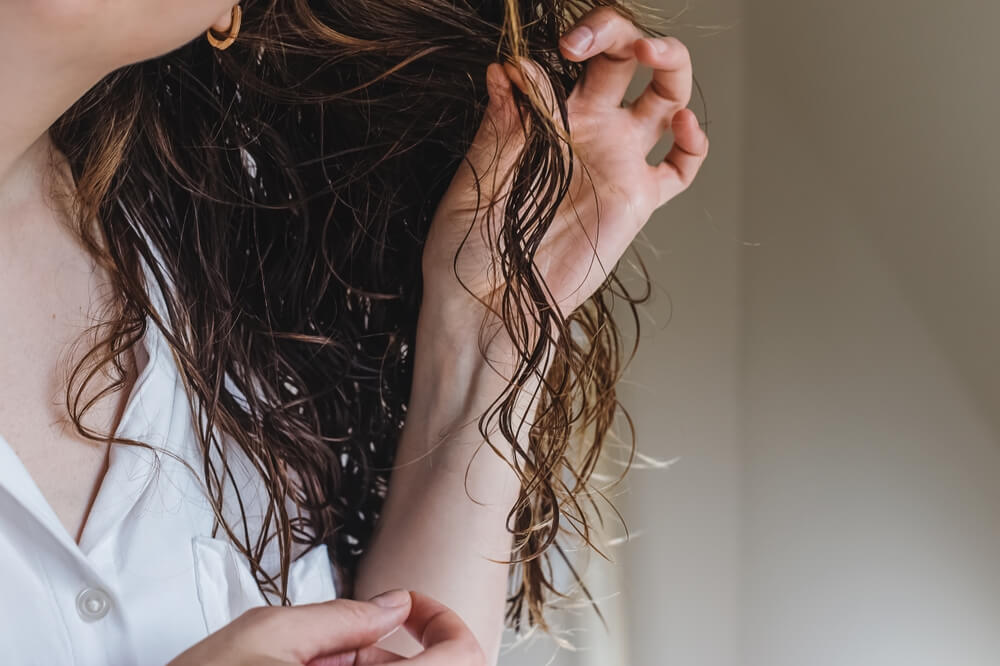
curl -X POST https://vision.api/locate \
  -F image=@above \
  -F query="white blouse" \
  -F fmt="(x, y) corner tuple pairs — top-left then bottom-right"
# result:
(0, 249), (339, 665)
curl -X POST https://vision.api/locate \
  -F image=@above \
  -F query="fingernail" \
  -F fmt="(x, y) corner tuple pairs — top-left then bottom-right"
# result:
(560, 25), (594, 54)
(368, 589), (410, 609)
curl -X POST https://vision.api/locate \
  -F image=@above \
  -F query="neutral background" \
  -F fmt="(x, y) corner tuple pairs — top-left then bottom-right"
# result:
(500, 0), (1000, 664)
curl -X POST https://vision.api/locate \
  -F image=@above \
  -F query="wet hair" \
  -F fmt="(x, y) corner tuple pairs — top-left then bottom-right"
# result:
(49, 0), (683, 634)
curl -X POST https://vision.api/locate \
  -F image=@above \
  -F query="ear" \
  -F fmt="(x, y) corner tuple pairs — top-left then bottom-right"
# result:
(211, 7), (236, 32)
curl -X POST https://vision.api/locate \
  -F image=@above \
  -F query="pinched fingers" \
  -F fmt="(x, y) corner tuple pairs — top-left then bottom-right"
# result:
(168, 592), (413, 666)
(276, 593), (411, 660)
(396, 591), (487, 665)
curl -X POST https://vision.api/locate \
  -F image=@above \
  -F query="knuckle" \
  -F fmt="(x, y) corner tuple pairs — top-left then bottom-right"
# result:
(338, 599), (378, 630)
(239, 604), (280, 628)
(240, 605), (268, 621)
(664, 36), (691, 61)
(647, 77), (673, 101)
(589, 5), (624, 23)
(586, 6), (637, 35)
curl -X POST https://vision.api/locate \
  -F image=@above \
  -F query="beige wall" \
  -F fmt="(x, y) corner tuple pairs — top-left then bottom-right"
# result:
(506, 0), (1000, 664)
(618, 1), (745, 664)
(742, 1), (1000, 664)
(501, 0), (746, 663)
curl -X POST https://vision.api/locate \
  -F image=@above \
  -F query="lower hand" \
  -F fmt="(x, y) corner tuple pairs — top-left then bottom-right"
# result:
(167, 590), (486, 666)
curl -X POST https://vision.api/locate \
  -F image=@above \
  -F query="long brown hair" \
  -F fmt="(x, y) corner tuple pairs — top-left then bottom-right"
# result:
(49, 0), (682, 634)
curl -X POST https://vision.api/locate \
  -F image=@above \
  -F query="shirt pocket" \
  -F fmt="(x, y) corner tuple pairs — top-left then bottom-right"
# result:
(191, 535), (339, 635)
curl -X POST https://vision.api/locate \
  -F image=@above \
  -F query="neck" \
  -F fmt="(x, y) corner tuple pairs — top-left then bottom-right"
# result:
(0, 44), (107, 221)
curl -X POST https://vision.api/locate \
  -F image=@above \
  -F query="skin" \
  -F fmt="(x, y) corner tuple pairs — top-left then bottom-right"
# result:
(0, 3), (250, 550)
(168, 591), (486, 666)
(0, 3), (707, 666)
(0, 2), (248, 557)
(356, 7), (708, 663)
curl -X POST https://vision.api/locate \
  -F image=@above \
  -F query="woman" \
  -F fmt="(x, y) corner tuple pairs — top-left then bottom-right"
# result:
(0, 0), (707, 664)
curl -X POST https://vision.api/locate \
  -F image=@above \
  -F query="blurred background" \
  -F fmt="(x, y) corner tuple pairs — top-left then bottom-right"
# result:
(500, 0), (1000, 664)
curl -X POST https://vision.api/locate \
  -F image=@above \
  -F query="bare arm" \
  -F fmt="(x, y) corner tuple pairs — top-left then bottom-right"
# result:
(353, 6), (708, 664)
(352, 297), (546, 664)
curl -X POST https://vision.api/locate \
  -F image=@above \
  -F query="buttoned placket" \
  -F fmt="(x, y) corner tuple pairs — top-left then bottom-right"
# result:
(0, 242), (308, 664)
(0, 301), (168, 664)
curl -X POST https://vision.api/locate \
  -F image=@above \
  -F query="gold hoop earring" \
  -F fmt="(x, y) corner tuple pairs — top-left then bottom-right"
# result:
(206, 5), (242, 51)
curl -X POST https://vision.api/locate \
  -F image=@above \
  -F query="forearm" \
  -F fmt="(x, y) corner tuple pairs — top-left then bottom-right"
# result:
(353, 298), (551, 664)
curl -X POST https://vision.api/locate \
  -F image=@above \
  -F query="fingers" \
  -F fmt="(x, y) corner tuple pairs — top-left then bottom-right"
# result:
(559, 6), (643, 107)
(481, 58), (568, 209)
(502, 57), (560, 120)
(397, 591), (486, 665)
(306, 645), (404, 666)
(483, 62), (518, 131)
(501, 57), (574, 157)
(452, 62), (527, 220)
(354, 645), (406, 666)
(268, 589), (412, 662)
(654, 108), (709, 205)
(471, 62), (524, 174)
(631, 36), (694, 139)
(402, 591), (469, 647)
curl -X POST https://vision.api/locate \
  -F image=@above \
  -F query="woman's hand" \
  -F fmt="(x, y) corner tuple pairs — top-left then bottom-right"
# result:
(166, 590), (486, 666)
(167, 590), (413, 666)
(362, 592), (488, 666)
(422, 6), (709, 329)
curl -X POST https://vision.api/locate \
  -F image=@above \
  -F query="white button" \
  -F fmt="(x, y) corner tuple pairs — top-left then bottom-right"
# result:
(76, 587), (112, 621)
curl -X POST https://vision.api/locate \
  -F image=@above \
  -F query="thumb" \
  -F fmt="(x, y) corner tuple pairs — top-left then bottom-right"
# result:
(473, 62), (523, 153)
(283, 589), (412, 661)
(459, 63), (525, 214)
(484, 61), (518, 130)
